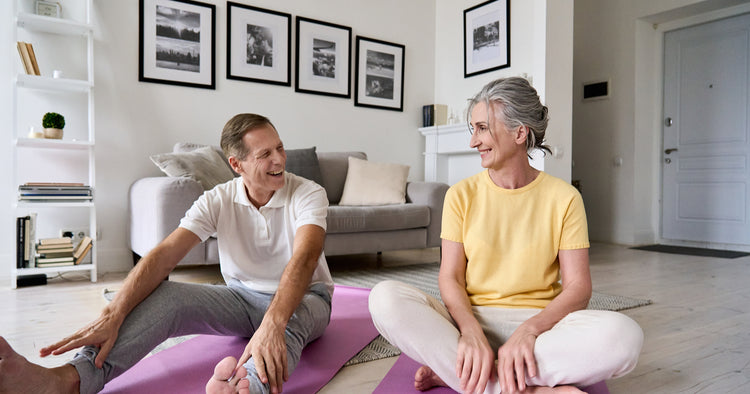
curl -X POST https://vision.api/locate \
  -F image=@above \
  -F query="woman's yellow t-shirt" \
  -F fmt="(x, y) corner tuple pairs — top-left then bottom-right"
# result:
(441, 171), (589, 309)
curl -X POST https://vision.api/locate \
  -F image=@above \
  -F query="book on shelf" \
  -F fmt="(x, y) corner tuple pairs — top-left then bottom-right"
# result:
(18, 184), (93, 202)
(16, 41), (33, 75)
(24, 182), (85, 187)
(16, 217), (25, 268)
(39, 237), (73, 246)
(73, 237), (93, 264)
(15, 214), (38, 268)
(25, 42), (41, 76)
(36, 256), (75, 264)
(36, 245), (75, 253)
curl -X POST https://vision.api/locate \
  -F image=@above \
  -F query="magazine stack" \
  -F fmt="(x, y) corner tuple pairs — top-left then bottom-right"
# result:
(18, 182), (93, 202)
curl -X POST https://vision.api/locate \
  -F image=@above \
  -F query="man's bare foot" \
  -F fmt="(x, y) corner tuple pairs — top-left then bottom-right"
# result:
(0, 336), (79, 394)
(414, 365), (448, 391)
(205, 356), (250, 394)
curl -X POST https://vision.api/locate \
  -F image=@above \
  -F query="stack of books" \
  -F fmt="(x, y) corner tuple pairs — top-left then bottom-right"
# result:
(35, 237), (75, 267)
(35, 236), (93, 267)
(18, 182), (93, 202)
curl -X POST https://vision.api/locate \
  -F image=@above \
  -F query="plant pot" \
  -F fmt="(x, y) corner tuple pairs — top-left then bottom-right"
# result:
(44, 128), (63, 139)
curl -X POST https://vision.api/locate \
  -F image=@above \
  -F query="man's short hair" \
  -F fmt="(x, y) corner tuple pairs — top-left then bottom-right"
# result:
(220, 113), (276, 160)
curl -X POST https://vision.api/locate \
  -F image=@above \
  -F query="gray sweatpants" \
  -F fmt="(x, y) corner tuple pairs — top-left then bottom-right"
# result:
(69, 279), (332, 394)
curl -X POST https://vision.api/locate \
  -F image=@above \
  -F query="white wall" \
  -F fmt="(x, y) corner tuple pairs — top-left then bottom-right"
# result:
(1, 0), (436, 277)
(572, 0), (750, 245)
(434, 0), (575, 182)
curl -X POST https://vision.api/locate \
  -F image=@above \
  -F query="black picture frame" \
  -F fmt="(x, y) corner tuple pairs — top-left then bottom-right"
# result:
(354, 36), (405, 111)
(227, 2), (291, 86)
(463, 0), (510, 78)
(295, 16), (352, 98)
(139, 0), (215, 89)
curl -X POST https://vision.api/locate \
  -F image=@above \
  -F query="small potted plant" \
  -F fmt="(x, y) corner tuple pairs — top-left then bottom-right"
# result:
(42, 112), (65, 139)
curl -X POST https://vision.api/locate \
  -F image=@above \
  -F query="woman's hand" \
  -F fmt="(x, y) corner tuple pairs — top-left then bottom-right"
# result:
(496, 326), (538, 393)
(456, 329), (495, 394)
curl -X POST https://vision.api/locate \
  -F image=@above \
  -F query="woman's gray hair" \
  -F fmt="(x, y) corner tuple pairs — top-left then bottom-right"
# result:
(466, 77), (551, 157)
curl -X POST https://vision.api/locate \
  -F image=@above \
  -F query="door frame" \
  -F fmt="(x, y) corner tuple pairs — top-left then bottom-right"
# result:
(633, 2), (750, 251)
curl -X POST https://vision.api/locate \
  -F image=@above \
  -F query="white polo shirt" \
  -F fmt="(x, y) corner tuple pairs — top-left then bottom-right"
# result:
(179, 173), (334, 296)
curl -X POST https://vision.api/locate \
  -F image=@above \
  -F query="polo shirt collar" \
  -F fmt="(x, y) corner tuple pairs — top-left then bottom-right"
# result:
(233, 176), (288, 209)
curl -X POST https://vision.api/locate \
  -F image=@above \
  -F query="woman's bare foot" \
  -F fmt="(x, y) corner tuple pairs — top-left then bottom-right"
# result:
(205, 356), (250, 394)
(414, 365), (448, 391)
(0, 336), (79, 394)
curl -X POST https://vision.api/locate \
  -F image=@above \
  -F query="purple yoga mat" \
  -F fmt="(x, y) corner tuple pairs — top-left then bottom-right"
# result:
(374, 354), (610, 394)
(102, 285), (377, 394)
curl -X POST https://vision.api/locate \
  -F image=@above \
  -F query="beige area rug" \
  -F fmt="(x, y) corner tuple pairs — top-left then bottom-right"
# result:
(103, 263), (651, 366)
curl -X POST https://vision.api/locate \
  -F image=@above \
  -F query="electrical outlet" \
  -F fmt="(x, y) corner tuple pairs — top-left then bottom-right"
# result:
(60, 228), (88, 245)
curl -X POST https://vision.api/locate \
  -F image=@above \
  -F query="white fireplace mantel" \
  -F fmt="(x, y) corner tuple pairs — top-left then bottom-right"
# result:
(419, 124), (544, 185)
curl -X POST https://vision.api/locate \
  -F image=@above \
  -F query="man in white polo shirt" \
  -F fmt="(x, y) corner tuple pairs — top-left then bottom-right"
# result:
(0, 114), (333, 394)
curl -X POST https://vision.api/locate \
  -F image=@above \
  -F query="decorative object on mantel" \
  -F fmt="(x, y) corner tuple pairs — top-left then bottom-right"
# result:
(27, 126), (44, 139)
(422, 104), (448, 127)
(464, 0), (510, 78)
(41, 112), (64, 139)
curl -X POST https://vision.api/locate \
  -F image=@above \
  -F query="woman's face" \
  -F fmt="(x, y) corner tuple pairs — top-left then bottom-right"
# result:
(469, 102), (525, 170)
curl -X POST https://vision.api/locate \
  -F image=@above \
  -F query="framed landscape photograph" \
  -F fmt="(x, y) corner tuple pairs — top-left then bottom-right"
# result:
(295, 16), (351, 98)
(464, 0), (510, 78)
(227, 2), (290, 86)
(354, 36), (405, 111)
(139, 0), (215, 89)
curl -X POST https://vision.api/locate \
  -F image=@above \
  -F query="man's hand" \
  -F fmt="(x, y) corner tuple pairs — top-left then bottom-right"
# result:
(39, 309), (122, 369)
(496, 326), (538, 393)
(455, 329), (495, 394)
(237, 319), (288, 394)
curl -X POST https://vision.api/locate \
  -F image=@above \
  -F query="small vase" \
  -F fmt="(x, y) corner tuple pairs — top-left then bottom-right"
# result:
(44, 128), (63, 139)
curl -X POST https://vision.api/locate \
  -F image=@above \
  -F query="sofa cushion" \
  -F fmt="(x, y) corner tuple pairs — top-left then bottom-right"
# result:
(150, 146), (235, 190)
(173, 142), (237, 176)
(285, 147), (324, 186)
(317, 152), (367, 204)
(326, 204), (429, 234)
(339, 157), (410, 206)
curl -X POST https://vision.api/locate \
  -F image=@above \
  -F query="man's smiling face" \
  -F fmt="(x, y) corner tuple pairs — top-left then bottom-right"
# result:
(231, 124), (287, 207)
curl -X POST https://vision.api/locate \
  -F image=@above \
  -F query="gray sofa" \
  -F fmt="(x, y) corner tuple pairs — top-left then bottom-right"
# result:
(128, 149), (449, 266)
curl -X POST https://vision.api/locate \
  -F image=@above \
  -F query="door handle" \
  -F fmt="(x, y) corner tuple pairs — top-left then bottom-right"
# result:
(664, 148), (678, 154)
(665, 117), (673, 127)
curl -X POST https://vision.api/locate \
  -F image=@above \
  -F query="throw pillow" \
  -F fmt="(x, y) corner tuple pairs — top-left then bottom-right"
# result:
(285, 147), (324, 186)
(339, 156), (410, 206)
(150, 146), (235, 190)
(173, 142), (237, 176)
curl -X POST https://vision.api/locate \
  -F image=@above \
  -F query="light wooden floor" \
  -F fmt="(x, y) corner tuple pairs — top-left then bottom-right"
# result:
(1, 243), (748, 393)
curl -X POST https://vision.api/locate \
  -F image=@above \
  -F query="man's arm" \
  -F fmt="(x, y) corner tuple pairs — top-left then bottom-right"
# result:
(237, 223), (325, 394)
(40, 227), (201, 367)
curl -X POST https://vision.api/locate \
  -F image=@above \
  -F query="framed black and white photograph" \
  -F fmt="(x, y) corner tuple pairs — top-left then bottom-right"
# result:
(295, 16), (351, 98)
(463, 0), (510, 78)
(227, 2), (290, 86)
(139, 0), (215, 89)
(354, 36), (404, 111)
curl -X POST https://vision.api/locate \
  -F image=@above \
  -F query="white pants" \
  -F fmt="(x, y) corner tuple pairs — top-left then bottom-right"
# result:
(369, 280), (643, 393)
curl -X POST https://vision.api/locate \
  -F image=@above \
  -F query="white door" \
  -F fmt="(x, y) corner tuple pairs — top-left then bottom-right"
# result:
(662, 13), (750, 245)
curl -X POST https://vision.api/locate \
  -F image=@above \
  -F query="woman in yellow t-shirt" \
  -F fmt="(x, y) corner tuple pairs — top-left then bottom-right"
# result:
(370, 77), (643, 393)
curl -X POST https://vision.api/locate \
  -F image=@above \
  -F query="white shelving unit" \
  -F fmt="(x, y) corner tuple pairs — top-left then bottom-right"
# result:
(10, 0), (96, 288)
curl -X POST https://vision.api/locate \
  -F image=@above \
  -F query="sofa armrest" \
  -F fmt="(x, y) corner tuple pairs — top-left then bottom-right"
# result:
(406, 181), (449, 248)
(128, 176), (204, 258)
